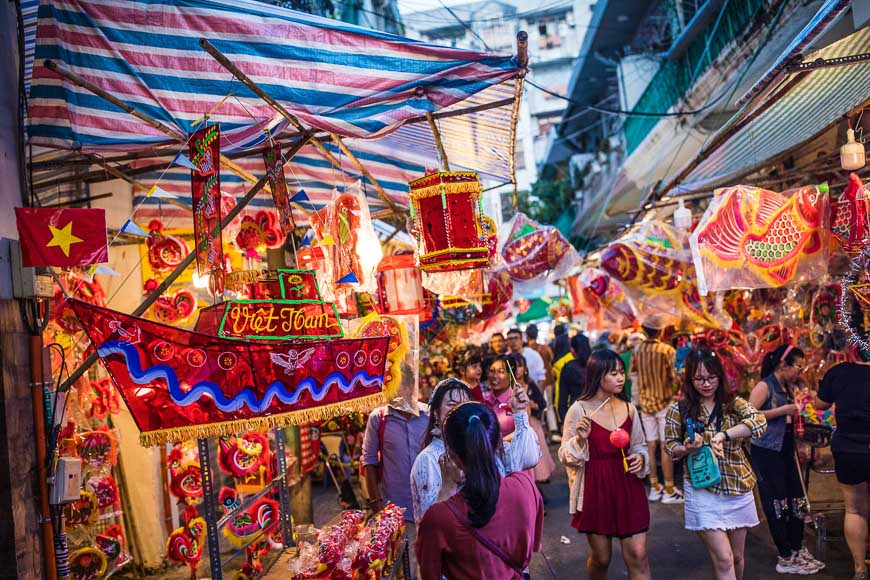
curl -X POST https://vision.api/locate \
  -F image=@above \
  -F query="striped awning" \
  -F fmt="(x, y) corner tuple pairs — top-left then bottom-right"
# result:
(673, 25), (870, 194)
(25, 0), (521, 213)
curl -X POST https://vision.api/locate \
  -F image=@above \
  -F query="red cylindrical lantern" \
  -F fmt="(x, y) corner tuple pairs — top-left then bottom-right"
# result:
(409, 171), (492, 272)
(376, 254), (432, 322)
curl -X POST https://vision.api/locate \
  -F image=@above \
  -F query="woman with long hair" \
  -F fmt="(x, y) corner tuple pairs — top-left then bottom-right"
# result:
(749, 345), (825, 575)
(665, 348), (767, 579)
(485, 354), (522, 437)
(509, 353), (555, 483)
(558, 350), (651, 580)
(410, 378), (540, 526)
(416, 402), (544, 580)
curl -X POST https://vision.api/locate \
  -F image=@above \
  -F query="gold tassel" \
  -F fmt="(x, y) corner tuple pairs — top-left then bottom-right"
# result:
(137, 393), (385, 447)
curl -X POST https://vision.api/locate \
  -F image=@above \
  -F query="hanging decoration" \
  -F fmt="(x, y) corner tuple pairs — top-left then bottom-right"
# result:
(70, 295), (390, 446)
(601, 221), (730, 328)
(144, 279), (198, 325)
(690, 183), (827, 294)
(568, 268), (637, 330)
(376, 253), (433, 322)
(830, 173), (870, 255)
(146, 220), (190, 273)
(408, 171), (491, 272)
(839, 246), (870, 353)
(263, 144), (296, 235)
(77, 426), (118, 468)
(69, 547), (108, 580)
(500, 213), (578, 286)
(221, 491), (280, 548)
(83, 377), (122, 421)
(64, 490), (99, 527)
(217, 431), (273, 483)
(50, 272), (106, 335)
(354, 314), (412, 405)
(167, 515), (207, 580)
(234, 211), (285, 259)
(167, 444), (204, 504)
(189, 124), (224, 287)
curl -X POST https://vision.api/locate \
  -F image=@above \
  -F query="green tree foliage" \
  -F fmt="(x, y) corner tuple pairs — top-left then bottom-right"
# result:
(517, 178), (574, 226)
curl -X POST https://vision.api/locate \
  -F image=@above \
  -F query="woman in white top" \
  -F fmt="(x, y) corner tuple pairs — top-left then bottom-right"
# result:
(410, 377), (541, 525)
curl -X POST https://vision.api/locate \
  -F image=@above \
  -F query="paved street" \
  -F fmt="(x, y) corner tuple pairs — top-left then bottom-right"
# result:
(287, 442), (855, 580)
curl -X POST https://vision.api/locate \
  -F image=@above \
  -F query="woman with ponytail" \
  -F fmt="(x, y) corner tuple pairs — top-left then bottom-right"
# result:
(415, 402), (544, 580)
(749, 345), (824, 574)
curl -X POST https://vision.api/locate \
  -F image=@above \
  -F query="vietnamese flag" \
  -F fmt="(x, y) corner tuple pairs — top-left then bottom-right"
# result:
(15, 208), (109, 268)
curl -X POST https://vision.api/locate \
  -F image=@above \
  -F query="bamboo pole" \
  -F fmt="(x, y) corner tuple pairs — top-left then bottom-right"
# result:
(197, 39), (403, 217)
(58, 131), (315, 391)
(425, 112), (450, 171)
(43, 60), (278, 196)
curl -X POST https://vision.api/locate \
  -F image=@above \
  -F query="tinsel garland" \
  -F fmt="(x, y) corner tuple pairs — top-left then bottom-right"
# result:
(838, 247), (870, 353)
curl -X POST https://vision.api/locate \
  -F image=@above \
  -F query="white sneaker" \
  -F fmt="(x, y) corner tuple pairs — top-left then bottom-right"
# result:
(794, 547), (825, 571)
(661, 488), (684, 504)
(647, 485), (663, 501)
(776, 555), (819, 575)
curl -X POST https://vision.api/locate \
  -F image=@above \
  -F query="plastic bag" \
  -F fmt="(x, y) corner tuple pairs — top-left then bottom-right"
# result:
(600, 220), (731, 329)
(499, 213), (579, 291)
(690, 183), (828, 295)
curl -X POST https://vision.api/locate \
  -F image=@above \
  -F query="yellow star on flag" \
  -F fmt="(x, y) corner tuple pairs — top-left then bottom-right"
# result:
(46, 221), (83, 257)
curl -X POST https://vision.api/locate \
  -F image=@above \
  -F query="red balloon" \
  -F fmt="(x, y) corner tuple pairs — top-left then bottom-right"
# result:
(609, 428), (630, 449)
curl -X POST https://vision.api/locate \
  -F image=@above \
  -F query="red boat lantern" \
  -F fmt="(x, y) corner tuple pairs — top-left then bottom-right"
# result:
(408, 171), (492, 272)
(376, 254), (432, 321)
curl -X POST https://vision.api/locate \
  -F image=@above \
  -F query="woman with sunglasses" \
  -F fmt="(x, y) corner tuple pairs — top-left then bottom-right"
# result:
(509, 353), (555, 483)
(410, 377), (540, 526)
(749, 345), (825, 575)
(665, 348), (767, 580)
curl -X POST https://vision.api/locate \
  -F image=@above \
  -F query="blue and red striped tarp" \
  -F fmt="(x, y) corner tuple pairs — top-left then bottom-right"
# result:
(28, 0), (521, 152)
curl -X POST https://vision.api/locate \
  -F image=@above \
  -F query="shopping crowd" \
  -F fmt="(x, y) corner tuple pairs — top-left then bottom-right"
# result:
(359, 318), (870, 580)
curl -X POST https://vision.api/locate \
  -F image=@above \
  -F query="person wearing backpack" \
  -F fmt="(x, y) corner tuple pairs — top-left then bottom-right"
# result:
(416, 402), (544, 580)
(665, 348), (767, 580)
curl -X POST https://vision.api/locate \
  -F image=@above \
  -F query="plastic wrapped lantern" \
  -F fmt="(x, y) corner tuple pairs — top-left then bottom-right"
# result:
(376, 254), (433, 323)
(408, 171), (491, 272)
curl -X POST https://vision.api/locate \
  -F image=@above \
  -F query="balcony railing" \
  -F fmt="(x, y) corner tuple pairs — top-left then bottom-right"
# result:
(622, 0), (769, 155)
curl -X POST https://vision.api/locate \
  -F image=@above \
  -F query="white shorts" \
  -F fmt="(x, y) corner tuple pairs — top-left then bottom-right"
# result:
(641, 407), (668, 442)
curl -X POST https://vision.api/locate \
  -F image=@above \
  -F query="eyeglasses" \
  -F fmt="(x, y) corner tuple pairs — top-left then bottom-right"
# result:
(790, 363), (806, 372)
(692, 375), (718, 385)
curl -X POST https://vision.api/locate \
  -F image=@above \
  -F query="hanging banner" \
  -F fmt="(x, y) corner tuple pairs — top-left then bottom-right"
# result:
(70, 299), (389, 447)
(189, 125), (223, 277)
(263, 144), (295, 235)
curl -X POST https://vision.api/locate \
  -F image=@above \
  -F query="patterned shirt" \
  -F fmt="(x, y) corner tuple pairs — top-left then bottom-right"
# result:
(629, 339), (677, 414)
(664, 397), (767, 495)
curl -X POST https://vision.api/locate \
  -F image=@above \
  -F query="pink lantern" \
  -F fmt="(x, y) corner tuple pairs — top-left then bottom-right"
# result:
(376, 254), (433, 322)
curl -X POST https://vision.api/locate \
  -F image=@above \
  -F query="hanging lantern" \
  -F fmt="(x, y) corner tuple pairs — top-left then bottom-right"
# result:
(408, 171), (491, 272)
(376, 254), (433, 322)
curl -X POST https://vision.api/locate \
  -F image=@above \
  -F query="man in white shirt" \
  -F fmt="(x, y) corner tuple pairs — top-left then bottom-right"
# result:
(506, 327), (545, 385)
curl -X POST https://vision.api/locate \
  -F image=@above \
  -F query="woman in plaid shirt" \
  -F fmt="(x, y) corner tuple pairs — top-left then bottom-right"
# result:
(665, 349), (767, 580)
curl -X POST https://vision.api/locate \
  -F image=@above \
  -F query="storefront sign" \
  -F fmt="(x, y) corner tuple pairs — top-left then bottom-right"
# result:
(219, 300), (344, 340)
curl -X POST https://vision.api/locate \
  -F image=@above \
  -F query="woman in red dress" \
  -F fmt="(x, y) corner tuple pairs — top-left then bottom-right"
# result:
(558, 349), (651, 580)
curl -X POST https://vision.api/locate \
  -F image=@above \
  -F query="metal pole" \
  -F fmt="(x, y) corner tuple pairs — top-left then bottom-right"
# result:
(274, 427), (295, 548)
(58, 132), (315, 391)
(197, 438), (222, 580)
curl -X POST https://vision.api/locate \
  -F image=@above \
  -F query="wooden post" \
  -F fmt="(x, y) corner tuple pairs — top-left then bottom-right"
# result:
(425, 112), (450, 171)
(58, 131), (316, 391)
(197, 39), (403, 217)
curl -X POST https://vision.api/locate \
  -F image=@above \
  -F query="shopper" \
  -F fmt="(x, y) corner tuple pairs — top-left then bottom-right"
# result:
(484, 354), (522, 437)
(506, 327), (546, 387)
(526, 323), (559, 434)
(630, 315), (682, 503)
(558, 333), (592, 422)
(410, 377), (540, 525)
(456, 349), (486, 402)
(490, 332), (507, 356)
(814, 359), (870, 580)
(559, 350), (651, 580)
(749, 345), (824, 574)
(552, 323), (570, 361)
(509, 353), (555, 483)
(665, 348), (767, 580)
(416, 402), (544, 580)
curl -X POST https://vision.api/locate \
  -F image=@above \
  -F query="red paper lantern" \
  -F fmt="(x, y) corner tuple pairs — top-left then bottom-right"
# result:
(376, 254), (433, 322)
(409, 171), (492, 272)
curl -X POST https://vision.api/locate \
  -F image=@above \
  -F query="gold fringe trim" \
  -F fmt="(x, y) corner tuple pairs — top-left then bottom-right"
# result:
(410, 181), (481, 200)
(137, 393), (385, 447)
(409, 171), (479, 188)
